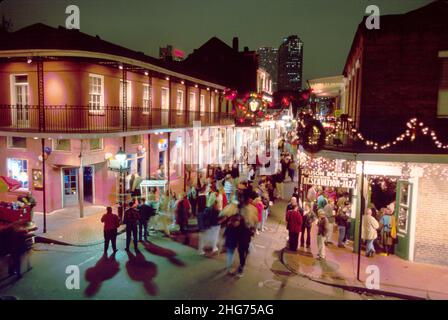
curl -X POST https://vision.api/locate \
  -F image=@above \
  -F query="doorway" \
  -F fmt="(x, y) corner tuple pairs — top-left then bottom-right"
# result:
(62, 168), (78, 207)
(83, 166), (94, 204)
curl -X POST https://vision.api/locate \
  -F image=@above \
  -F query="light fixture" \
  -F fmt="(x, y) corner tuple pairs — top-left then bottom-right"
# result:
(115, 148), (126, 162)
(33, 137), (38, 140)
(27, 57), (32, 64)
(144, 71), (149, 76)
(195, 84), (198, 88)
(165, 76), (170, 81)
(119, 65), (123, 70)
(214, 89), (218, 93)
(181, 80), (185, 85)
(207, 87), (210, 91)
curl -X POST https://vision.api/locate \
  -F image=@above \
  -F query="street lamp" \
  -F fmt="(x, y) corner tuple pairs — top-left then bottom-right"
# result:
(115, 148), (127, 221)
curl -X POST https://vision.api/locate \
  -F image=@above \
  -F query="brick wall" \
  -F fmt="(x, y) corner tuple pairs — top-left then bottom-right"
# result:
(414, 164), (448, 266)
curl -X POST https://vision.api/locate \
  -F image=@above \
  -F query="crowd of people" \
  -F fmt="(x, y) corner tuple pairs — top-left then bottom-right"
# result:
(285, 186), (353, 260)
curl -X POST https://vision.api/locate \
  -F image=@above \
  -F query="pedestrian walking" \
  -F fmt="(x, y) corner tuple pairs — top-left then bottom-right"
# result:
(362, 208), (380, 257)
(317, 209), (330, 260)
(176, 193), (191, 245)
(223, 213), (244, 274)
(224, 174), (234, 202)
(323, 199), (336, 245)
(101, 206), (120, 254)
(379, 208), (396, 255)
(274, 169), (285, 200)
(123, 200), (140, 252)
(300, 202), (316, 249)
(286, 198), (303, 251)
(336, 205), (350, 248)
(187, 182), (198, 217)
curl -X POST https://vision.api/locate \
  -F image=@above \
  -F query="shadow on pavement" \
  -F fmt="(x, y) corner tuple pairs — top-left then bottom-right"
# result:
(126, 250), (158, 296)
(143, 241), (186, 267)
(84, 253), (120, 297)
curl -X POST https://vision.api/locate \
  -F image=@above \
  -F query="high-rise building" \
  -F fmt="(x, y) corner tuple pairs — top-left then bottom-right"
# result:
(277, 35), (303, 91)
(257, 47), (278, 92)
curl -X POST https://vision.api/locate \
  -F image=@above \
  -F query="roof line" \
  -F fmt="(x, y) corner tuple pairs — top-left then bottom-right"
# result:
(0, 49), (226, 89)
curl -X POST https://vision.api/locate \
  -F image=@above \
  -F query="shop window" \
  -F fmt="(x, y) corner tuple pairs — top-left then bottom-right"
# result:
(438, 58), (448, 118)
(7, 158), (28, 189)
(131, 135), (142, 145)
(90, 138), (103, 151)
(88, 74), (104, 113)
(7, 136), (27, 149)
(54, 139), (71, 151)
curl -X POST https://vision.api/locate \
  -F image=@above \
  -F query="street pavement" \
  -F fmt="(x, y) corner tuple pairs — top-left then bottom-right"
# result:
(0, 181), (391, 300)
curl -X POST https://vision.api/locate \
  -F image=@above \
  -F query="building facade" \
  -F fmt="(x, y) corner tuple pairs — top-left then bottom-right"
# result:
(277, 35), (303, 92)
(0, 23), (235, 218)
(306, 1), (448, 267)
(257, 47), (278, 92)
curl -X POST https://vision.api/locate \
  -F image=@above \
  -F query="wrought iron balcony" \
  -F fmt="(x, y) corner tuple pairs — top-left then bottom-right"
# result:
(0, 105), (234, 134)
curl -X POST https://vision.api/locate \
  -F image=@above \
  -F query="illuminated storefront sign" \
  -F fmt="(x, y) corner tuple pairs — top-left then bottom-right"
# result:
(302, 170), (357, 189)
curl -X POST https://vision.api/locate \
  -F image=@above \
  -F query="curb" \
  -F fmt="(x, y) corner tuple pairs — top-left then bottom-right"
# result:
(279, 248), (426, 300)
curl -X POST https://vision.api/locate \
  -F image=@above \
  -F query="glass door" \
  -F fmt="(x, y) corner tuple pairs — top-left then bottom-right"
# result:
(13, 75), (30, 128)
(63, 168), (79, 207)
(394, 180), (413, 260)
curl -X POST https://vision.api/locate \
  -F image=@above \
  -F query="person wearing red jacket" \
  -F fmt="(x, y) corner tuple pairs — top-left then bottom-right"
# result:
(286, 197), (303, 251)
(101, 206), (120, 254)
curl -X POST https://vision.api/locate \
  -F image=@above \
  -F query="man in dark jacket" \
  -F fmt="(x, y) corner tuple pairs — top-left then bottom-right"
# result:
(137, 198), (154, 242)
(101, 206), (120, 254)
(285, 198), (303, 251)
(123, 200), (140, 251)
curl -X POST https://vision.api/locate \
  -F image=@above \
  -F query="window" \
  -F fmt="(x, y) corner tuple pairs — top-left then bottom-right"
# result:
(7, 137), (27, 149)
(200, 94), (205, 115)
(130, 135), (142, 145)
(438, 58), (448, 117)
(54, 139), (71, 151)
(88, 74), (104, 113)
(176, 90), (184, 114)
(189, 92), (196, 111)
(7, 158), (28, 189)
(63, 168), (78, 196)
(10, 74), (29, 125)
(143, 84), (151, 114)
(161, 87), (169, 110)
(89, 138), (103, 151)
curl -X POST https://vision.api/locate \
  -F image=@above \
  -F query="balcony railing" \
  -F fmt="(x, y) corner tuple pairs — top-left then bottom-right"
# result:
(0, 105), (234, 134)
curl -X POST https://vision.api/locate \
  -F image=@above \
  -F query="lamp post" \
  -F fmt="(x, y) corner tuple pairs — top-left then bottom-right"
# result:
(115, 147), (127, 221)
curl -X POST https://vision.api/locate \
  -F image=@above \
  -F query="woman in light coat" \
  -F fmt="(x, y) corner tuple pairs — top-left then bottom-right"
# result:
(362, 208), (380, 257)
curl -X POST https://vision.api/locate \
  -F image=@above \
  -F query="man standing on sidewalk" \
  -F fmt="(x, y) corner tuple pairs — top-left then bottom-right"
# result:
(123, 200), (140, 252)
(101, 206), (120, 254)
(137, 198), (153, 242)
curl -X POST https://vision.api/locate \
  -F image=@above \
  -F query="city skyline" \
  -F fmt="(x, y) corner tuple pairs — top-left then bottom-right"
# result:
(0, 0), (433, 83)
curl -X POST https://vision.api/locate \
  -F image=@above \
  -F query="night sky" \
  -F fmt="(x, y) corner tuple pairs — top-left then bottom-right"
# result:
(0, 0), (433, 83)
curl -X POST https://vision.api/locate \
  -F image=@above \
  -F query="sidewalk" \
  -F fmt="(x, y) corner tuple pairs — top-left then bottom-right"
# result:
(279, 202), (448, 299)
(34, 206), (126, 246)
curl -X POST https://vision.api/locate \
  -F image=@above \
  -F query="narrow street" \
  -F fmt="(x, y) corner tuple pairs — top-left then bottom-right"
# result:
(0, 181), (390, 300)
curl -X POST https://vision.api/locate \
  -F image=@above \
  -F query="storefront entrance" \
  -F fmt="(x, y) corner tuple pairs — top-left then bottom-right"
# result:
(62, 166), (94, 207)
(395, 180), (413, 260)
(62, 168), (78, 207)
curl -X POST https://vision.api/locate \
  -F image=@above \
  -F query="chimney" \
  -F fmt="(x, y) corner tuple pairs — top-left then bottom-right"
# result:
(244, 46), (249, 52)
(232, 37), (239, 52)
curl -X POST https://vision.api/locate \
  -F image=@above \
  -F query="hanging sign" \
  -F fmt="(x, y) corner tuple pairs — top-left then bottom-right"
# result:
(302, 170), (357, 189)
